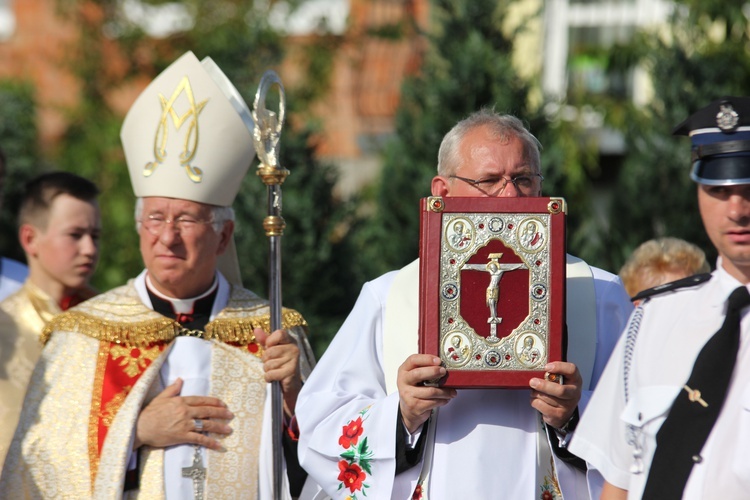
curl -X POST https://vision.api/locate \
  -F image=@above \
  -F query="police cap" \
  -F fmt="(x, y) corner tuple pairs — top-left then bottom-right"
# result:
(673, 96), (750, 186)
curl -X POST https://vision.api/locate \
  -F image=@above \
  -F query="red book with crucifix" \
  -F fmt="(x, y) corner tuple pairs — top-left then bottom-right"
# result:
(418, 196), (567, 388)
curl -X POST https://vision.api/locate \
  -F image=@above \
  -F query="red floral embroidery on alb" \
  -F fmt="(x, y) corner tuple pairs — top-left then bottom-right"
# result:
(412, 484), (423, 500)
(338, 460), (366, 493)
(338, 416), (364, 448)
(336, 407), (373, 498)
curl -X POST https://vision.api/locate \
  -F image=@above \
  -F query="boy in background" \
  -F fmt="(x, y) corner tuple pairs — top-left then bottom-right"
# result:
(0, 171), (100, 468)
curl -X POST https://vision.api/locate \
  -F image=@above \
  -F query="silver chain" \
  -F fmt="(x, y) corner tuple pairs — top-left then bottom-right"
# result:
(623, 301), (647, 474)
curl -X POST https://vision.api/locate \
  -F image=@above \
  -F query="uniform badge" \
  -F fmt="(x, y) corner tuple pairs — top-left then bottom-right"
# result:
(716, 102), (739, 132)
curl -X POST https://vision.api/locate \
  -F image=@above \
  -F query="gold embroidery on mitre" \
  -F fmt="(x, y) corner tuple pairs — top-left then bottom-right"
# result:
(109, 343), (164, 378)
(144, 76), (208, 183)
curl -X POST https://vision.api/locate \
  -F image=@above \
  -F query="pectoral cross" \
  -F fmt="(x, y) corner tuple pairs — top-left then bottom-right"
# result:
(461, 253), (527, 342)
(182, 446), (206, 500)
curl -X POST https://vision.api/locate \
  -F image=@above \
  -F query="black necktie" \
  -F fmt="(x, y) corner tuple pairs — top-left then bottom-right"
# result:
(642, 285), (750, 499)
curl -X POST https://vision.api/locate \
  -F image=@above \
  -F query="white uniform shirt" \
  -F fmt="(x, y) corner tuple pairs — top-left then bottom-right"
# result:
(569, 260), (750, 499)
(297, 260), (632, 499)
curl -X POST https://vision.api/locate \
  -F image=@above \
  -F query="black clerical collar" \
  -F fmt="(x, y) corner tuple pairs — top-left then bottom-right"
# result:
(147, 285), (218, 332)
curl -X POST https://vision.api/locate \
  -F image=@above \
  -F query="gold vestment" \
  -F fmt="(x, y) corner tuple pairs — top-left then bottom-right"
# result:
(0, 281), (61, 468)
(0, 279), (313, 499)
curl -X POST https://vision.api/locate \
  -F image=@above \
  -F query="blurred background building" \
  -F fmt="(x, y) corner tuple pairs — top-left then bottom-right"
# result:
(0, 0), (672, 196)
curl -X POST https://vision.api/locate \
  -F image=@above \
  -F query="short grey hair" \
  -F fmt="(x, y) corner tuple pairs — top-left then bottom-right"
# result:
(437, 109), (542, 176)
(134, 197), (235, 233)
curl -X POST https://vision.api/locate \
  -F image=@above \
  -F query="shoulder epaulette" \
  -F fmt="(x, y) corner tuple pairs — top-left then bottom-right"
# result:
(630, 273), (712, 303)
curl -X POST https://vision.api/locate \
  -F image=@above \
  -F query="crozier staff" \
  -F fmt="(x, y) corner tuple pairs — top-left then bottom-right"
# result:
(252, 69), (290, 500)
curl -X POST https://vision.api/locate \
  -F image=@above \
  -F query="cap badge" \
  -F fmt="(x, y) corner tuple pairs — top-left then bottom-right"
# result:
(716, 102), (739, 132)
(144, 76), (209, 183)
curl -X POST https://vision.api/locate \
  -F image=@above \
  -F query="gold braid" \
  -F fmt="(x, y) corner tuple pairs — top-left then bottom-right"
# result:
(42, 309), (307, 347)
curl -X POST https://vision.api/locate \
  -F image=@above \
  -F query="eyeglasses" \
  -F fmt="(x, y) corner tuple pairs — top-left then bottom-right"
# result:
(140, 214), (214, 235)
(449, 173), (543, 196)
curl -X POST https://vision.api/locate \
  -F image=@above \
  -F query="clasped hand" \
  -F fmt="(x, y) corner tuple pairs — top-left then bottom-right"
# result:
(135, 328), (301, 451)
(134, 378), (234, 451)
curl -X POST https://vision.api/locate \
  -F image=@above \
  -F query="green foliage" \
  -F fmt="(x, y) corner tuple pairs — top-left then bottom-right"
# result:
(602, 1), (750, 270)
(234, 126), (361, 356)
(531, 109), (602, 267)
(362, 0), (749, 278)
(46, 1), (147, 290)
(290, 34), (339, 114)
(57, 101), (141, 290)
(356, 0), (567, 279)
(27, 0), (747, 355)
(0, 81), (43, 263)
(356, 0), (616, 279)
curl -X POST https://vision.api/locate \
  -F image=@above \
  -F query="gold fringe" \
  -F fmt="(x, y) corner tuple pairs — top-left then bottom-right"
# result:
(42, 308), (308, 347)
(88, 343), (109, 488)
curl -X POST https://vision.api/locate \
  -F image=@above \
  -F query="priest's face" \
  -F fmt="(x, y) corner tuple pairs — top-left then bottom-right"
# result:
(430, 124), (542, 198)
(139, 197), (233, 298)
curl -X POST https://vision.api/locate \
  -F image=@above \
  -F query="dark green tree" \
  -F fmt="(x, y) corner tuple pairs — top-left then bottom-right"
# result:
(356, 0), (534, 279)
(234, 127), (361, 355)
(0, 81), (43, 263)
(604, 1), (750, 270)
(356, 0), (598, 279)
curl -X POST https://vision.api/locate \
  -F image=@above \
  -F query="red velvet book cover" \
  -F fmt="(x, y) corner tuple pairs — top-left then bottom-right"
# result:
(418, 196), (566, 388)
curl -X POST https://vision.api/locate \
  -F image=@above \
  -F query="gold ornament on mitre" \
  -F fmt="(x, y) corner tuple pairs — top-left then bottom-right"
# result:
(120, 51), (255, 285)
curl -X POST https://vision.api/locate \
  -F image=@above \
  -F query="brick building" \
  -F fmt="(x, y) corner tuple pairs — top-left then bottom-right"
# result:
(0, 0), (428, 196)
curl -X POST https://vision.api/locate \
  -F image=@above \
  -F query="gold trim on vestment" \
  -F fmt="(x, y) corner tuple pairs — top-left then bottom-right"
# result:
(41, 309), (307, 349)
(89, 343), (109, 490)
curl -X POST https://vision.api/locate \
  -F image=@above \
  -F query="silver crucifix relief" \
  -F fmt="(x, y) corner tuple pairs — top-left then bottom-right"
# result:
(461, 252), (527, 342)
(182, 445), (206, 500)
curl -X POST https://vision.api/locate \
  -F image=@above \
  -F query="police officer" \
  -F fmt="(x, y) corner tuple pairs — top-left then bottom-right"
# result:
(569, 96), (750, 499)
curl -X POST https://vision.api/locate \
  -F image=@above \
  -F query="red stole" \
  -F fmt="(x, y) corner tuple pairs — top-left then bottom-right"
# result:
(88, 340), (166, 483)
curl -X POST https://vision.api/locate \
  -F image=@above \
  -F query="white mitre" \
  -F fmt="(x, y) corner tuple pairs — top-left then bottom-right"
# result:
(121, 51), (254, 285)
